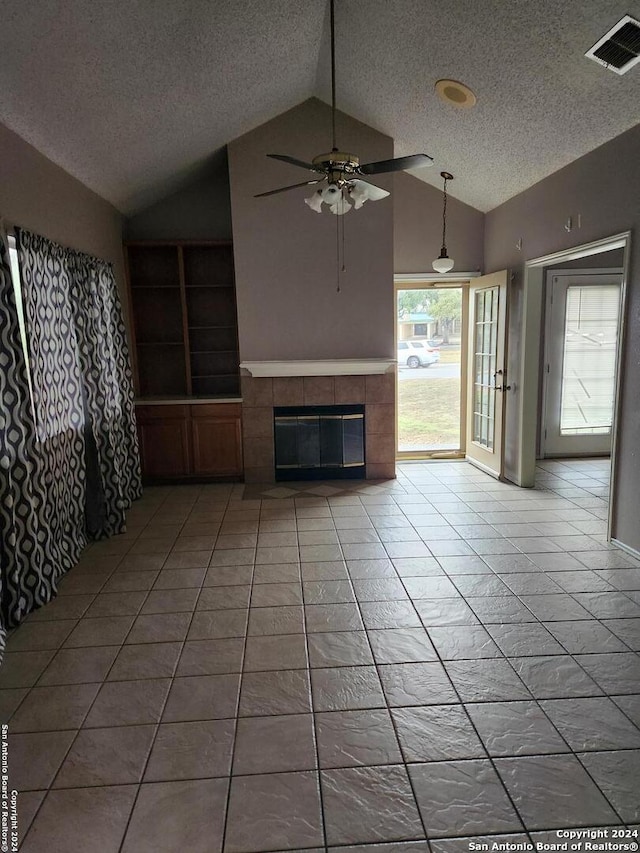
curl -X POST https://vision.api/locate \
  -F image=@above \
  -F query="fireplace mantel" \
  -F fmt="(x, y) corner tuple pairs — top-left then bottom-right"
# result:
(240, 359), (395, 378)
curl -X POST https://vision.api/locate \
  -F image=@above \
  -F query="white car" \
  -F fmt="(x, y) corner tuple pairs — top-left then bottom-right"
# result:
(397, 340), (441, 368)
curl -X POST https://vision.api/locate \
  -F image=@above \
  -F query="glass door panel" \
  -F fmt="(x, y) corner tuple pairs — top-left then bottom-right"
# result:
(560, 285), (620, 435)
(472, 286), (499, 451)
(465, 271), (508, 478)
(543, 273), (621, 456)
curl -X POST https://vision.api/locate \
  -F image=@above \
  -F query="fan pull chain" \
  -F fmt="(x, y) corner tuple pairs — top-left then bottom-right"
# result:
(336, 209), (341, 292)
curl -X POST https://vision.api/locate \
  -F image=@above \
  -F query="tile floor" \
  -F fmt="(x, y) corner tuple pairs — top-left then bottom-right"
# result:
(3, 458), (640, 851)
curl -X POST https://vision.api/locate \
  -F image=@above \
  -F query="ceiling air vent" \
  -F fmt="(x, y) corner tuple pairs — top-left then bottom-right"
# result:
(585, 14), (640, 75)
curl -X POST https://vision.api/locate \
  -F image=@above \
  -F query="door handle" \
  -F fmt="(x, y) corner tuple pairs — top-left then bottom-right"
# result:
(493, 369), (512, 392)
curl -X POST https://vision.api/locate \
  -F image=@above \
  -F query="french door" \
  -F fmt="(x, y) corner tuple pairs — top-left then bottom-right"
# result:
(465, 271), (508, 478)
(542, 272), (622, 456)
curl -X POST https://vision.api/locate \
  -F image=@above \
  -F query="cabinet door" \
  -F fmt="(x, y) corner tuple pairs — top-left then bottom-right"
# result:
(137, 412), (190, 478)
(192, 417), (243, 476)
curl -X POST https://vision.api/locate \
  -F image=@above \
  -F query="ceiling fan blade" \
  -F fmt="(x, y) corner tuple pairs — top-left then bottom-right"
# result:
(267, 154), (324, 173)
(254, 179), (324, 198)
(357, 153), (434, 175)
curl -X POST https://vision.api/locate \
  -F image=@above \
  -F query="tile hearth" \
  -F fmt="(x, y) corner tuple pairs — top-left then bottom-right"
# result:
(3, 457), (640, 851)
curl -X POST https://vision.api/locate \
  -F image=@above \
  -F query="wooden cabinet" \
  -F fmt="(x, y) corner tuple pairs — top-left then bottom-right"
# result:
(192, 407), (243, 477)
(136, 403), (242, 481)
(136, 406), (191, 478)
(125, 241), (240, 398)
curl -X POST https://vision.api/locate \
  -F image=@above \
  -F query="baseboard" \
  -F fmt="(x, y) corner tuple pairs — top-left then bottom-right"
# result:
(611, 538), (640, 562)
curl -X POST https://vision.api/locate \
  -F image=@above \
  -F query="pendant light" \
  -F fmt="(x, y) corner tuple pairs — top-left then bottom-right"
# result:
(432, 171), (454, 273)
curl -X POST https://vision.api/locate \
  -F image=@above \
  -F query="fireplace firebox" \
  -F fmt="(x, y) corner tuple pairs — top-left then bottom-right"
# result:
(273, 405), (365, 481)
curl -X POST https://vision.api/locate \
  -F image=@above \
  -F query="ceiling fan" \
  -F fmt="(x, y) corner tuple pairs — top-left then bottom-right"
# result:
(255, 0), (434, 215)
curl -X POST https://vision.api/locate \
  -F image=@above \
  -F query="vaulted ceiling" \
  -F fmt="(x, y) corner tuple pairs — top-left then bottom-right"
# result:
(1, 0), (638, 214)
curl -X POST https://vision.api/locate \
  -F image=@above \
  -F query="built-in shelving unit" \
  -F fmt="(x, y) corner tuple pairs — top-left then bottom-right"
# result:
(125, 241), (240, 399)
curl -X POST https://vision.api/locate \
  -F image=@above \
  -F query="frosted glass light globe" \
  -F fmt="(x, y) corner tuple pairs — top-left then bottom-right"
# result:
(432, 255), (454, 273)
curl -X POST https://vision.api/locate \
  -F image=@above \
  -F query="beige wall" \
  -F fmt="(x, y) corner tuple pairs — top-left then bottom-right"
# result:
(485, 124), (640, 554)
(394, 172), (484, 274)
(0, 121), (126, 317)
(228, 98), (395, 361)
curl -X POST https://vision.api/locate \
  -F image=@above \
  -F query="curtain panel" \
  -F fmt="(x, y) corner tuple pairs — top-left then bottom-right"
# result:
(17, 229), (141, 540)
(16, 230), (88, 569)
(0, 229), (141, 650)
(66, 252), (142, 537)
(0, 238), (63, 653)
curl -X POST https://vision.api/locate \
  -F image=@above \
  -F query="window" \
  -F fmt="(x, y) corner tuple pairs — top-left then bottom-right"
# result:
(6, 234), (35, 407)
(398, 342), (409, 350)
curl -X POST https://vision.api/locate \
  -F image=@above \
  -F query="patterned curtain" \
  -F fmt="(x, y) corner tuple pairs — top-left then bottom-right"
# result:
(16, 230), (88, 568)
(0, 237), (65, 653)
(96, 262), (142, 508)
(0, 230), (141, 653)
(66, 252), (141, 537)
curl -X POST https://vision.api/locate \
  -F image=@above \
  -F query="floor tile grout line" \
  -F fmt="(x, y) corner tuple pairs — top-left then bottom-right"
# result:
(219, 494), (266, 853)
(386, 555), (535, 839)
(299, 517), (330, 853)
(14, 744), (640, 796)
(345, 554), (432, 845)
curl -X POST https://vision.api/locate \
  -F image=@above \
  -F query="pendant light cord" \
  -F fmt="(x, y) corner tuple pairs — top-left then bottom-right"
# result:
(441, 174), (448, 254)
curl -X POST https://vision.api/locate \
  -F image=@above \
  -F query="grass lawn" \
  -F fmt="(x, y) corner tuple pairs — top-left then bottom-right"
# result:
(398, 377), (460, 450)
(438, 347), (461, 364)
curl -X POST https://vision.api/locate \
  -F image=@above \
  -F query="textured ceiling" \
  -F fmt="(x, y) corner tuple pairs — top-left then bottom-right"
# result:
(1, 0), (639, 213)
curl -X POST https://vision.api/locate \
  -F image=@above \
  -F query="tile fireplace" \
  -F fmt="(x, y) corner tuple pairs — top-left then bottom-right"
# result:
(240, 363), (396, 484)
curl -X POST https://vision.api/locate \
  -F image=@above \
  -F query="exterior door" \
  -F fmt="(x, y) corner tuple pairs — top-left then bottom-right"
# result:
(466, 271), (508, 477)
(543, 272), (622, 456)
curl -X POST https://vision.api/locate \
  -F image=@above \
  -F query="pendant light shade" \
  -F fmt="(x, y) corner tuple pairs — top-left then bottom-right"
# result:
(432, 253), (455, 274)
(432, 171), (454, 273)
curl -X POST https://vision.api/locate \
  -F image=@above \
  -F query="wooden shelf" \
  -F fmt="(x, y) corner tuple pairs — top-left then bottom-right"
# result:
(184, 283), (234, 289)
(126, 241), (240, 401)
(137, 341), (184, 347)
(190, 349), (237, 355)
(192, 373), (238, 379)
(189, 324), (235, 330)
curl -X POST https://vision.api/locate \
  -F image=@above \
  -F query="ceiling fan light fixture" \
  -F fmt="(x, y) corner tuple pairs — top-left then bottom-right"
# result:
(305, 179), (391, 215)
(348, 179), (390, 209)
(305, 189), (325, 213)
(255, 0), (433, 209)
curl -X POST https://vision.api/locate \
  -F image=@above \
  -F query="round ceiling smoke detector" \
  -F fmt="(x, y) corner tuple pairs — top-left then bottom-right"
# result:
(435, 79), (477, 108)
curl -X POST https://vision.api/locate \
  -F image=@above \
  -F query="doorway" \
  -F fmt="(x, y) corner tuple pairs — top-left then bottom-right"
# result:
(394, 270), (509, 479)
(542, 270), (622, 457)
(516, 231), (630, 545)
(395, 283), (466, 457)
